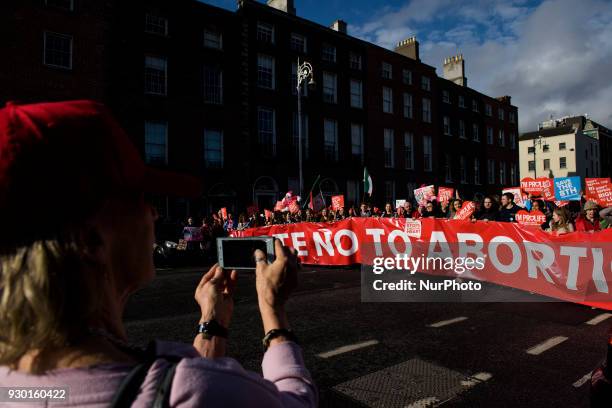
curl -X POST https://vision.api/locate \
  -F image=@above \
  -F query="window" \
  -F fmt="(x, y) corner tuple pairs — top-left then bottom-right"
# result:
(257, 22), (274, 43)
(474, 158), (481, 184)
(527, 146), (535, 153)
(509, 111), (516, 123)
(472, 124), (480, 141)
(488, 159), (495, 184)
(324, 119), (338, 161)
(291, 112), (309, 159)
(45, 0), (74, 10)
(559, 142), (566, 150)
(204, 129), (223, 168)
(443, 116), (451, 136)
(421, 76), (431, 91)
(257, 54), (274, 89)
(384, 129), (394, 168)
(472, 99), (479, 112)
(321, 43), (336, 62)
(381, 62), (392, 79)
(144, 56), (167, 95)
(145, 13), (168, 36)
(499, 109), (505, 121)
(382, 87), (393, 113)
(499, 161), (506, 184)
(290, 33), (307, 53)
(486, 126), (493, 145)
(560, 157), (567, 169)
(323, 72), (337, 103)
(204, 28), (222, 49)
(257, 107), (276, 156)
(423, 135), (432, 171)
(403, 93), (413, 119)
(444, 153), (452, 182)
(349, 52), (362, 70)
(203, 65), (222, 104)
(404, 132), (414, 170)
(351, 123), (364, 162)
(498, 129), (505, 146)
(459, 120), (466, 139)
(442, 90), (450, 103)
(458, 95), (465, 108)
(145, 121), (167, 165)
(402, 69), (412, 85)
(422, 98), (431, 123)
(460, 156), (467, 183)
(543, 144), (549, 152)
(528, 161), (535, 171)
(43, 32), (72, 69)
(385, 181), (395, 205)
(511, 163), (517, 185)
(350, 79), (362, 108)
(509, 132), (516, 149)
(485, 104), (492, 116)
(543, 159), (550, 170)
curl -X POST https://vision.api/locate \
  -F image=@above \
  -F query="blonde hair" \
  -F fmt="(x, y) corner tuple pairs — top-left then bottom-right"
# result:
(551, 208), (571, 232)
(0, 235), (105, 368)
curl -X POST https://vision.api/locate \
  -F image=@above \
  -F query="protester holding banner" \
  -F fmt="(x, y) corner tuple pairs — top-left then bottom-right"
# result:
(547, 207), (574, 234)
(359, 203), (371, 217)
(575, 201), (601, 232)
(448, 199), (462, 219)
(381, 203), (396, 218)
(474, 196), (499, 221)
(319, 208), (332, 222)
(421, 201), (439, 218)
(497, 192), (520, 222)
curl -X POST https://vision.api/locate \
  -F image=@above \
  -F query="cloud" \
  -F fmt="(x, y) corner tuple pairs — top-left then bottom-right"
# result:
(352, 0), (612, 131)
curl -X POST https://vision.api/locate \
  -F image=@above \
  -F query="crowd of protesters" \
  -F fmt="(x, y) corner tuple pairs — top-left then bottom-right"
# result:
(175, 191), (611, 248)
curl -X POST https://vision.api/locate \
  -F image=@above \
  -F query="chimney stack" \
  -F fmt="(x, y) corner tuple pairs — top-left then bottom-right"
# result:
(266, 0), (296, 15)
(330, 19), (347, 34)
(443, 54), (467, 86)
(394, 36), (419, 61)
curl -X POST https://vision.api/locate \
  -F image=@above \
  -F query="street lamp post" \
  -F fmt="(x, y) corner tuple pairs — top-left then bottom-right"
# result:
(296, 58), (314, 198)
(532, 134), (543, 177)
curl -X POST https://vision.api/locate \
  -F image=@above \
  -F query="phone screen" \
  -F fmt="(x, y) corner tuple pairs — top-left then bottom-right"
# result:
(219, 238), (272, 269)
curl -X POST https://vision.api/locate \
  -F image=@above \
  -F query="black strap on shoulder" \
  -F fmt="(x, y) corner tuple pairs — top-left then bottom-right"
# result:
(153, 361), (179, 408)
(110, 360), (156, 408)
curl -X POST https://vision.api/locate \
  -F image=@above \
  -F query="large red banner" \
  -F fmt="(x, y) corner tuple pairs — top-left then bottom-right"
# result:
(234, 218), (612, 309)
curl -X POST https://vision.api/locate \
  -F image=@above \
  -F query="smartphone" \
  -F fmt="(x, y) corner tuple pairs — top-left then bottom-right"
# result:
(217, 237), (275, 270)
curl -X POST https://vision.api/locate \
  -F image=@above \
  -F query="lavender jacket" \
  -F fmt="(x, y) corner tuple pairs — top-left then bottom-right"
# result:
(0, 340), (317, 407)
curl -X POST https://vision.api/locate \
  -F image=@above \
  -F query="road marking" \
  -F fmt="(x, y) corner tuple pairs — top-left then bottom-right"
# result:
(573, 372), (592, 388)
(586, 313), (612, 325)
(526, 336), (568, 355)
(427, 317), (468, 328)
(461, 372), (493, 387)
(317, 340), (379, 359)
(405, 396), (440, 408)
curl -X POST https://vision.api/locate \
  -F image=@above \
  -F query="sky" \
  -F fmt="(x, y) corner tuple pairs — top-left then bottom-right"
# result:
(202, 0), (612, 133)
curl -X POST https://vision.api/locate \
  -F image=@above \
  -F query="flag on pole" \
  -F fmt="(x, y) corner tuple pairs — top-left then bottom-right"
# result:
(309, 189), (326, 212)
(363, 167), (373, 196)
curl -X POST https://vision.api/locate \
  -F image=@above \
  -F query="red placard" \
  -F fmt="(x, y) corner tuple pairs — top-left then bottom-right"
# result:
(542, 179), (556, 201)
(274, 201), (284, 211)
(288, 199), (300, 214)
(521, 177), (551, 195)
(331, 195), (345, 211)
(516, 210), (546, 227)
(585, 178), (612, 207)
(455, 201), (476, 220)
(437, 187), (454, 204)
(264, 209), (273, 219)
(414, 185), (436, 206)
(220, 207), (228, 220)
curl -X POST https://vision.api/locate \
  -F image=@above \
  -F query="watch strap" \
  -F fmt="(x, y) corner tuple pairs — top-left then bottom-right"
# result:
(197, 319), (228, 339)
(262, 328), (298, 351)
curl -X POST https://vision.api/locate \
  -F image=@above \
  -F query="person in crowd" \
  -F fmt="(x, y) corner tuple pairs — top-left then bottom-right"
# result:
(284, 212), (293, 224)
(575, 201), (601, 232)
(547, 207), (575, 235)
(335, 207), (346, 220)
(402, 201), (420, 219)
(359, 203), (371, 217)
(236, 214), (248, 230)
(0, 100), (316, 407)
(439, 200), (450, 218)
(348, 207), (357, 217)
(448, 199), (463, 219)
(200, 218), (213, 253)
(497, 192), (520, 222)
(372, 207), (381, 217)
(294, 209), (304, 223)
(319, 208), (332, 222)
(305, 208), (315, 222)
(474, 196), (499, 221)
(421, 201), (438, 218)
(396, 207), (405, 218)
(223, 213), (235, 231)
(381, 203), (395, 218)
(600, 206), (612, 229)
(186, 216), (195, 227)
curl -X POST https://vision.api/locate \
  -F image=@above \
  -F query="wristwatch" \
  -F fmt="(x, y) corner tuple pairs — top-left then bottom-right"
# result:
(262, 328), (298, 351)
(197, 319), (228, 340)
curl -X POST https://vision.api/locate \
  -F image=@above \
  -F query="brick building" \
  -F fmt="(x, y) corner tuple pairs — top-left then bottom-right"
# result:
(1, 0), (519, 220)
